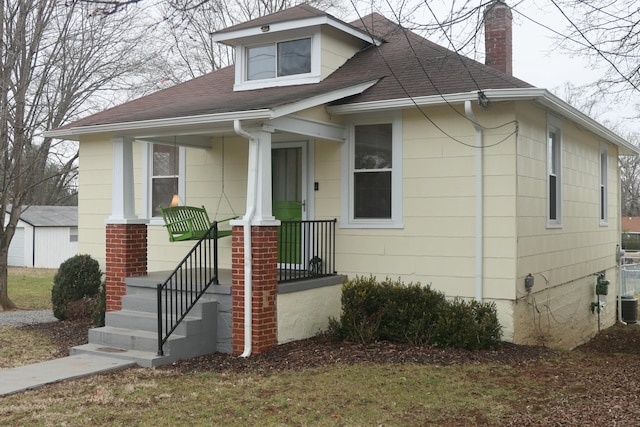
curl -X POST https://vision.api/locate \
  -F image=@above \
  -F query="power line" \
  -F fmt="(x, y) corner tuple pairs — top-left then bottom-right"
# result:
(347, 0), (518, 149)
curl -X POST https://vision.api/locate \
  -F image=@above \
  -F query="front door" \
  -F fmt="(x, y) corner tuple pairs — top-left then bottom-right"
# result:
(272, 143), (306, 264)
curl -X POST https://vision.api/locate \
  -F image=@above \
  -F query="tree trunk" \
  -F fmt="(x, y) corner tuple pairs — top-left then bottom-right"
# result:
(0, 248), (16, 310)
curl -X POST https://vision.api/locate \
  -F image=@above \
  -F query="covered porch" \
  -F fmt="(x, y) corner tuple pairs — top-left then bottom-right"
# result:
(103, 115), (347, 359)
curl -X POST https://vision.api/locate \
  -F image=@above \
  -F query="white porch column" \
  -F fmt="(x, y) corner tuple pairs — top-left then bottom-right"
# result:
(253, 130), (276, 224)
(108, 136), (139, 223)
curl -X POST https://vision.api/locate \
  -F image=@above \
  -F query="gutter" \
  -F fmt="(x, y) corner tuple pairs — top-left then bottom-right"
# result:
(327, 88), (639, 156)
(464, 100), (484, 302)
(234, 119), (258, 358)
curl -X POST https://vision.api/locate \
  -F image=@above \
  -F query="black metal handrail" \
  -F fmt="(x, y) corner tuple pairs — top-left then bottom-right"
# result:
(278, 219), (337, 283)
(157, 222), (221, 356)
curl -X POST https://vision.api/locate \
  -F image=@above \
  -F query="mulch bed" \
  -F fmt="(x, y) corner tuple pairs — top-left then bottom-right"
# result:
(21, 319), (551, 372)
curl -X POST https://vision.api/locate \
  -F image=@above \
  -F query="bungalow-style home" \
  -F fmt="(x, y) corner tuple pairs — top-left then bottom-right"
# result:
(45, 2), (639, 366)
(6, 206), (78, 268)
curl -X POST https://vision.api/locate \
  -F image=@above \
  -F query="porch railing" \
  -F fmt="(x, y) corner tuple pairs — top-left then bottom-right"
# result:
(278, 219), (337, 283)
(156, 222), (221, 356)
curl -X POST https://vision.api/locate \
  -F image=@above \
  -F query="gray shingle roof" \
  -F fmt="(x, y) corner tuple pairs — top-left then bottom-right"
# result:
(18, 206), (78, 227)
(52, 5), (532, 133)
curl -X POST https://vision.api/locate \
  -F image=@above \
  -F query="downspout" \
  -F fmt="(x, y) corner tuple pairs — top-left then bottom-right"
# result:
(617, 158), (626, 325)
(234, 119), (259, 357)
(465, 100), (484, 302)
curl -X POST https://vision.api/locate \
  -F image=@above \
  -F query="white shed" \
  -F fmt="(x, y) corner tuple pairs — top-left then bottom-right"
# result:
(6, 206), (78, 268)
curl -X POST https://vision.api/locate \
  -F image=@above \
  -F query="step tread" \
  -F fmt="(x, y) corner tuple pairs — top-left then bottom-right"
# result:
(92, 326), (186, 340)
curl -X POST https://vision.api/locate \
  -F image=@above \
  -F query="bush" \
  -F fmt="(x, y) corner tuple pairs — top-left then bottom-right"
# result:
(52, 254), (103, 321)
(431, 298), (503, 350)
(331, 275), (446, 345)
(92, 283), (106, 327)
(330, 276), (502, 350)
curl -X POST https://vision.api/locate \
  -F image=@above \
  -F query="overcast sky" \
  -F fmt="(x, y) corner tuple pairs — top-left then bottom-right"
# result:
(347, 0), (639, 138)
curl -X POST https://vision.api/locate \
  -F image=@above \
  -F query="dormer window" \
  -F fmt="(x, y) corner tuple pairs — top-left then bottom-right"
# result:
(247, 38), (311, 80)
(234, 33), (320, 90)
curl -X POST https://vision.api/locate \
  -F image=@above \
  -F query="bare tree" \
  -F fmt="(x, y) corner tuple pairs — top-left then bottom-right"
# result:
(0, 0), (159, 310)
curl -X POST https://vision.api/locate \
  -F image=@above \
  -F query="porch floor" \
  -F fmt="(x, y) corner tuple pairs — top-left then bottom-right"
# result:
(126, 269), (345, 294)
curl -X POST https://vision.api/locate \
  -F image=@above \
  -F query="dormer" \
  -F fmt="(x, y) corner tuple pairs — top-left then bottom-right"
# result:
(211, 5), (381, 91)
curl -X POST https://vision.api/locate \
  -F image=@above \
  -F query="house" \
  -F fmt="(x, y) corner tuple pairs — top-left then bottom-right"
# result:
(45, 2), (639, 365)
(6, 206), (78, 268)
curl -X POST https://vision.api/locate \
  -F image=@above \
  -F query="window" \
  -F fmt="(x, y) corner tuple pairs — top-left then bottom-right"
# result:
(148, 143), (183, 218)
(246, 38), (311, 81)
(600, 144), (608, 224)
(354, 124), (392, 219)
(69, 227), (78, 243)
(342, 115), (403, 228)
(547, 116), (562, 227)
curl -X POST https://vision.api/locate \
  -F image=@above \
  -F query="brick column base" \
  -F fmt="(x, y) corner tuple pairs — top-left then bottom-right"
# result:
(232, 225), (278, 355)
(105, 223), (147, 311)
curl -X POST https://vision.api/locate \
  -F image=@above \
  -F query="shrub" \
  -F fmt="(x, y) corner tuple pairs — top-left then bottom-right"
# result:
(431, 298), (503, 350)
(52, 254), (103, 321)
(330, 276), (502, 350)
(331, 275), (446, 345)
(92, 283), (106, 327)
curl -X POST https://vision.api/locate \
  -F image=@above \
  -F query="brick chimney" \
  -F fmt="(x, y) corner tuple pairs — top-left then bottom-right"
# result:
(484, 0), (512, 75)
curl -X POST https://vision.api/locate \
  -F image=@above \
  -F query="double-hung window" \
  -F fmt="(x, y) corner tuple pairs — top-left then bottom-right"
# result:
(145, 143), (184, 218)
(342, 114), (403, 228)
(547, 115), (562, 227)
(600, 144), (608, 225)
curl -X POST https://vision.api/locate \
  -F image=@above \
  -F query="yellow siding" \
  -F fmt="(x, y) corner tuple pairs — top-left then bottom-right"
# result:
(77, 134), (249, 272)
(513, 102), (620, 348)
(333, 104), (519, 313)
(320, 28), (366, 79)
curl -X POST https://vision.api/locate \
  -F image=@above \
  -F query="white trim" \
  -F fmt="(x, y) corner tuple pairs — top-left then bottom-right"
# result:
(270, 80), (378, 119)
(327, 88), (640, 156)
(108, 137), (139, 223)
(144, 142), (186, 219)
(44, 110), (272, 140)
(546, 114), (563, 228)
(341, 112), (403, 229)
(212, 15), (381, 46)
(600, 142), (609, 226)
(268, 116), (346, 142)
(234, 34), (321, 91)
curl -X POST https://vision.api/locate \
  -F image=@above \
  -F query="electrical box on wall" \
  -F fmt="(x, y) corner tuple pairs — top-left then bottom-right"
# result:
(595, 273), (609, 295)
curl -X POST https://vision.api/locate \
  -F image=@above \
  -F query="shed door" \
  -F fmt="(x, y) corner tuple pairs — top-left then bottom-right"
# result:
(8, 227), (24, 266)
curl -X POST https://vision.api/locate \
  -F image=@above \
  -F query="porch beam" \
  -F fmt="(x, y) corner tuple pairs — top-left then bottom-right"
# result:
(268, 116), (346, 143)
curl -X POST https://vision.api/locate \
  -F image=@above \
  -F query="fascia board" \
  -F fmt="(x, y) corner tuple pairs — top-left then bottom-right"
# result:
(270, 80), (380, 118)
(327, 88), (639, 156)
(44, 109), (272, 140)
(212, 16), (381, 46)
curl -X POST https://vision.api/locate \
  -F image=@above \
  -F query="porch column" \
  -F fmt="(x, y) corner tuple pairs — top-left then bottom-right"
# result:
(231, 225), (279, 354)
(105, 137), (147, 311)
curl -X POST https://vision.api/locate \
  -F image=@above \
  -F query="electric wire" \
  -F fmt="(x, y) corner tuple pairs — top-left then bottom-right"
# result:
(348, 0), (519, 149)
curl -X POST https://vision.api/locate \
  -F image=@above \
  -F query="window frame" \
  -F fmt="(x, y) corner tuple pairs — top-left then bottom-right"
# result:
(143, 142), (186, 223)
(341, 113), (403, 228)
(599, 142), (608, 226)
(234, 32), (321, 91)
(547, 115), (563, 228)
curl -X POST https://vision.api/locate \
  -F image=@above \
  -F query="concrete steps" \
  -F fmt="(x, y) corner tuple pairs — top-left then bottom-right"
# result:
(72, 278), (219, 368)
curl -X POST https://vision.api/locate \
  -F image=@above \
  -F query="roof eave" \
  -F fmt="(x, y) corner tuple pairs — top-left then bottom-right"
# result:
(44, 109), (272, 140)
(212, 15), (382, 46)
(326, 88), (640, 156)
